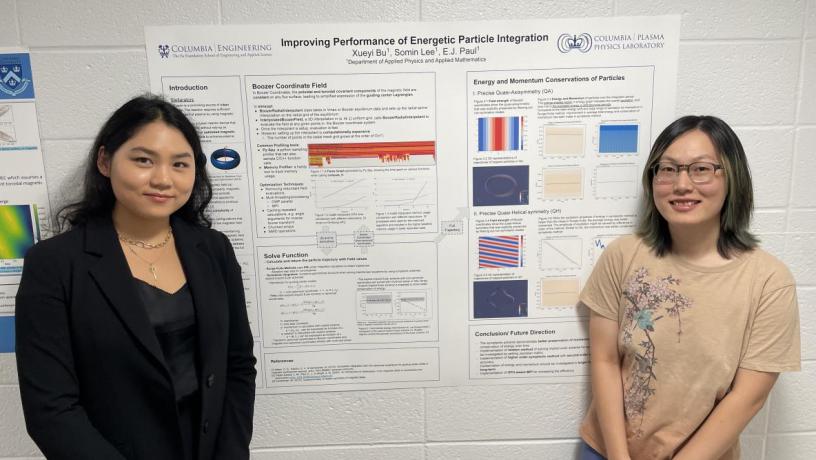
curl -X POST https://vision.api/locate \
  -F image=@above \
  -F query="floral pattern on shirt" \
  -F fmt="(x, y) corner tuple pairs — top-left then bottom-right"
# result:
(621, 267), (693, 437)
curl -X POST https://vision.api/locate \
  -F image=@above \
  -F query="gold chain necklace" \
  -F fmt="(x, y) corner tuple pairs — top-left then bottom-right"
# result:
(117, 228), (173, 249)
(123, 238), (171, 281)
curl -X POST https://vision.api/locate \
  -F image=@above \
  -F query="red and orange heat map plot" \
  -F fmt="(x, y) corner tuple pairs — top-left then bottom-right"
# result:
(308, 141), (436, 167)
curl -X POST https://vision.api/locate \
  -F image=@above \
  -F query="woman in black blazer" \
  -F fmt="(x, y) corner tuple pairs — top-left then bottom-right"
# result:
(15, 95), (256, 459)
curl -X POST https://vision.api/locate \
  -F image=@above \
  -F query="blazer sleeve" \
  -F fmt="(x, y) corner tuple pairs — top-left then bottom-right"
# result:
(213, 232), (257, 458)
(15, 242), (126, 460)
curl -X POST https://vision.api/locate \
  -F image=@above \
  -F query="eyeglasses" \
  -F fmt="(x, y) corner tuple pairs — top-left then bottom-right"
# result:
(652, 161), (723, 185)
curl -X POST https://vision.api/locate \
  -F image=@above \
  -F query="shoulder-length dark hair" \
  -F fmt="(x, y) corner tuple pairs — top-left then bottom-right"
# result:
(58, 94), (212, 231)
(636, 115), (758, 258)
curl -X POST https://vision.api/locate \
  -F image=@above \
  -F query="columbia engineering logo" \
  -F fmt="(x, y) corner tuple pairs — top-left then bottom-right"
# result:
(557, 33), (592, 53)
(158, 44), (170, 58)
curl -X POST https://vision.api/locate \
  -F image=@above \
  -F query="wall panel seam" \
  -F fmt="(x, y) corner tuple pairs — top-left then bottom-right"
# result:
(12, 0), (21, 45)
(680, 38), (801, 45)
(28, 47), (146, 53)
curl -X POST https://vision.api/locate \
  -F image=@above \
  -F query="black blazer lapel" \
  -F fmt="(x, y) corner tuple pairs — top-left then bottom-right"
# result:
(171, 219), (230, 449)
(171, 219), (227, 375)
(85, 218), (170, 376)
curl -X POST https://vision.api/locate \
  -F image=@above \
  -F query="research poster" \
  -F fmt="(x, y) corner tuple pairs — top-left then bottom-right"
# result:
(145, 17), (680, 393)
(0, 49), (50, 353)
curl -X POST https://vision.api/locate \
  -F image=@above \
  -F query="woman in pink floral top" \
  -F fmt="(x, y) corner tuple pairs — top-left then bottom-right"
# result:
(579, 116), (800, 460)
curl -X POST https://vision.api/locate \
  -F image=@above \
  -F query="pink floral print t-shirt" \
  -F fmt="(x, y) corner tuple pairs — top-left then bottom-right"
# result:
(579, 235), (800, 460)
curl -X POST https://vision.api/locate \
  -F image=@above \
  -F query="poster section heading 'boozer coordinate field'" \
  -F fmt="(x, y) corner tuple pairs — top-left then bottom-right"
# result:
(0, 49), (50, 354)
(145, 17), (680, 393)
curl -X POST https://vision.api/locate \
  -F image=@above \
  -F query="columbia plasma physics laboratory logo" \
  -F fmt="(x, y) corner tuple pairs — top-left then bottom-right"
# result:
(557, 33), (592, 53)
(158, 44), (170, 58)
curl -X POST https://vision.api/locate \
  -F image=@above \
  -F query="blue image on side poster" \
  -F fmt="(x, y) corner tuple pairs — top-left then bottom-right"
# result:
(599, 124), (638, 154)
(0, 204), (38, 261)
(473, 279), (528, 318)
(473, 165), (529, 206)
(0, 53), (36, 100)
(0, 316), (14, 353)
(210, 147), (241, 170)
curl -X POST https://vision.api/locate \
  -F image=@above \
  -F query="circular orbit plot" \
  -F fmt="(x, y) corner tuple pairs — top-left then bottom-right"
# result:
(484, 174), (518, 197)
(473, 279), (528, 318)
(473, 165), (529, 206)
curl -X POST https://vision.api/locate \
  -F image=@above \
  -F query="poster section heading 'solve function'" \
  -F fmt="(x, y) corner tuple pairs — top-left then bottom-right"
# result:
(145, 17), (680, 393)
(0, 49), (50, 353)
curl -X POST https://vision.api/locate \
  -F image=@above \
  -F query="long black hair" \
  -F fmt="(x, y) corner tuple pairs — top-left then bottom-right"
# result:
(58, 94), (212, 231)
(637, 115), (758, 258)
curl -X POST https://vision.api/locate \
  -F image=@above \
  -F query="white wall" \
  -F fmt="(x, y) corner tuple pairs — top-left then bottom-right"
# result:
(0, 1), (813, 458)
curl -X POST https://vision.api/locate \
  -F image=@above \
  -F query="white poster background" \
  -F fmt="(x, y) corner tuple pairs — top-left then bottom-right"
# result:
(0, 49), (50, 328)
(146, 17), (680, 393)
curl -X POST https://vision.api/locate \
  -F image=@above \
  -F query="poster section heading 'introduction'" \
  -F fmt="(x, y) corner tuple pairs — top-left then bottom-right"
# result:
(145, 17), (680, 393)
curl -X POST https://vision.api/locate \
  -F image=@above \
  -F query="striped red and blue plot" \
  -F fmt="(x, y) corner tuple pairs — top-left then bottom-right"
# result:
(478, 235), (523, 268)
(478, 116), (523, 151)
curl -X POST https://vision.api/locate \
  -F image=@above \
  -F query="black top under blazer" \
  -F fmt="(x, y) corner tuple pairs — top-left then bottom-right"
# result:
(15, 217), (256, 459)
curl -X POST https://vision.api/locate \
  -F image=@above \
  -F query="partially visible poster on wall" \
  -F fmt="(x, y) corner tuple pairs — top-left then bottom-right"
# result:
(146, 16), (680, 393)
(0, 49), (51, 353)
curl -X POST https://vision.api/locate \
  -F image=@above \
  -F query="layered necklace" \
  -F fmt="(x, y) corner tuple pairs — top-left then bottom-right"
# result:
(117, 228), (173, 280)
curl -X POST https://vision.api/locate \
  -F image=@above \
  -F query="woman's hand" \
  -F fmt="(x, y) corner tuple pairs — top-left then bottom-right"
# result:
(673, 368), (778, 460)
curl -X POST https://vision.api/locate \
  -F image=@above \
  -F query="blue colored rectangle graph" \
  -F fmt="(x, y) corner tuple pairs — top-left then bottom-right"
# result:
(0, 316), (14, 353)
(599, 124), (638, 154)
